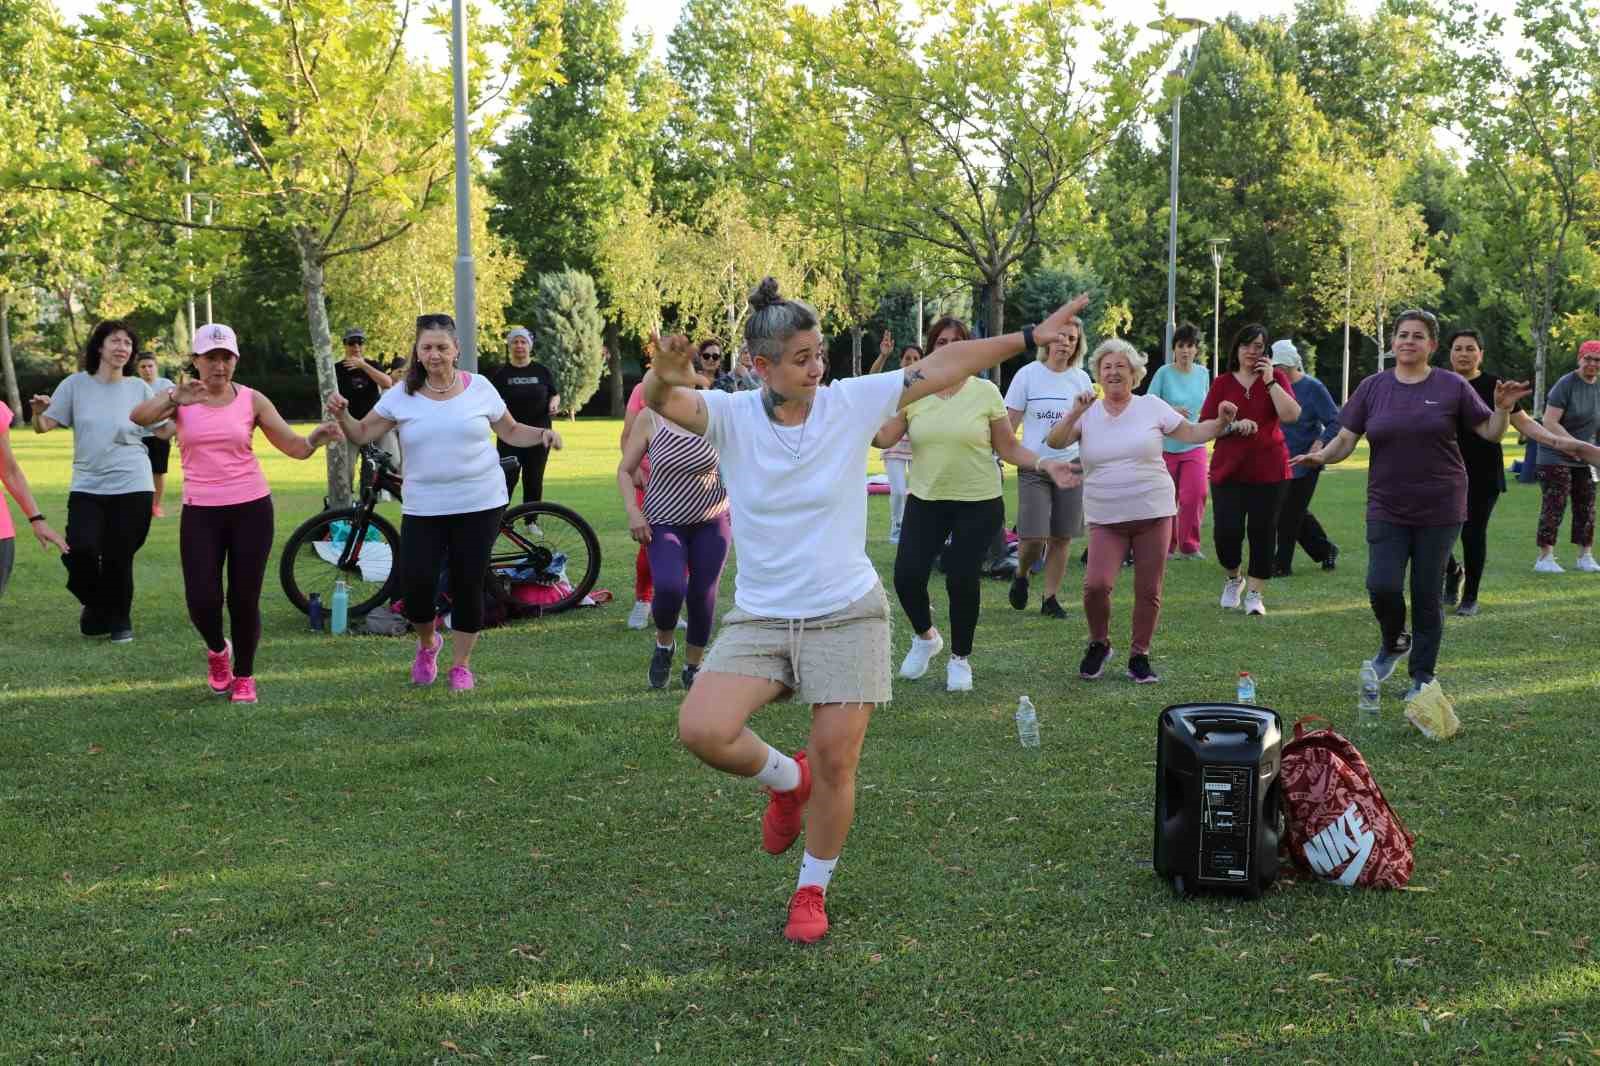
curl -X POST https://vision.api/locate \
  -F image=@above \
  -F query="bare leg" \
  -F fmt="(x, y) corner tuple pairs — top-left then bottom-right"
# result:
(685, 645), (705, 666)
(450, 629), (480, 668)
(1043, 536), (1071, 599)
(802, 702), (874, 860)
(677, 671), (792, 775)
(152, 473), (166, 512)
(1017, 538), (1046, 579)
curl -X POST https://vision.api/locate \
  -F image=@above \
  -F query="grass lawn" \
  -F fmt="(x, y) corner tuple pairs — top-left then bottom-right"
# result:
(2, 415), (1597, 1064)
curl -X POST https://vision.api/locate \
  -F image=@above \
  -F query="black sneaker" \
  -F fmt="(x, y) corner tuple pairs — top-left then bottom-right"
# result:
(1079, 641), (1112, 680)
(1454, 600), (1479, 617)
(80, 607), (111, 638)
(1008, 575), (1029, 610)
(1273, 564), (1293, 578)
(109, 625), (134, 644)
(648, 643), (674, 689)
(1443, 559), (1461, 606)
(1371, 632), (1411, 682)
(1127, 653), (1159, 684)
(1040, 596), (1067, 619)
(681, 663), (699, 690)
(1321, 544), (1340, 572)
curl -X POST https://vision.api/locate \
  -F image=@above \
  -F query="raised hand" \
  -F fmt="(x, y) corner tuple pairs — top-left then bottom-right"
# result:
(28, 394), (49, 418)
(880, 329), (893, 356)
(172, 379), (208, 406)
(647, 332), (700, 389)
(1494, 379), (1533, 411)
(325, 391), (350, 419)
(1035, 293), (1092, 346)
(1071, 389), (1097, 415)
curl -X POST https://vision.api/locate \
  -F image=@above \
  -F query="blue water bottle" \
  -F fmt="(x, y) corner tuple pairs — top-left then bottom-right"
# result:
(308, 593), (324, 632)
(1236, 671), (1256, 704)
(331, 580), (349, 635)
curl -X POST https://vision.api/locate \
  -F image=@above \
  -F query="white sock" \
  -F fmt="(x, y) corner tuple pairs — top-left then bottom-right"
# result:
(754, 746), (801, 792)
(657, 640), (674, 650)
(797, 851), (837, 892)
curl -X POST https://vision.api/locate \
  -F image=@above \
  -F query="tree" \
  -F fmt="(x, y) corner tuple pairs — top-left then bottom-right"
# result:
(529, 270), (605, 419)
(1440, 0), (1600, 411)
(40, 0), (560, 503)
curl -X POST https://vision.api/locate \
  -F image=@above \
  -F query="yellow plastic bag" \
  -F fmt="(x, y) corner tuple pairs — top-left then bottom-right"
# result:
(1404, 679), (1461, 740)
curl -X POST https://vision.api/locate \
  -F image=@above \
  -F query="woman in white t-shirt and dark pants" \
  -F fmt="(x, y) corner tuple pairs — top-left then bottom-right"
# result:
(1047, 340), (1237, 684)
(643, 278), (1088, 944)
(1004, 317), (1092, 617)
(329, 314), (562, 692)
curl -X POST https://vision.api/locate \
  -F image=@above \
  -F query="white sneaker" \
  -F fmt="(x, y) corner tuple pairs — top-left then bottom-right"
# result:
(946, 656), (973, 692)
(627, 600), (652, 629)
(1533, 555), (1565, 574)
(677, 617), (688, 630)
(1180, 550), (1206, 561)
(898, 632), (944, 679)
(1577, 553), (1600, 573)
(1243, 589), (1266, 616)
(1220, 577), (1244, 609)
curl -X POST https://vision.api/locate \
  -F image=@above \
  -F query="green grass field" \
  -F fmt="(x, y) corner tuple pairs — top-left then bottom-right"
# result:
(2, 417), (1597, 1064)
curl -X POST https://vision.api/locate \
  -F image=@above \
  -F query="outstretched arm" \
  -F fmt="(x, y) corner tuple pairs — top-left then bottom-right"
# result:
(899, 294), (1090, 410)
(492, 411), (562, 450)
(326, 392), (398, 445)
(1168, 401), (1238, 444)
(1291, 427), (1360, 468)
(254, 391), (341, 460)
(1045, 390), (1097, 450)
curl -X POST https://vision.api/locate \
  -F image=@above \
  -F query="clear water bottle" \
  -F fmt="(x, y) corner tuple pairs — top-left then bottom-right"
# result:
(1358, 660), (1381, 722)
(308, 593), (324, 632)
(1236, 671), (1256, 704)
(331, 580), (349, 635)
(1015, 696), (1040, 749)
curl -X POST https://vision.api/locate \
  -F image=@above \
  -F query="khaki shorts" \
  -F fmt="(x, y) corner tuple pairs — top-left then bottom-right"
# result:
(1016, 468), (1085, 540)
(702, 582), (892, 706)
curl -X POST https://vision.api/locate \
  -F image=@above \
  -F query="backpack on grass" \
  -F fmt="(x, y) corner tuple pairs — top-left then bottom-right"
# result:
(1279, 717), (1415, 888)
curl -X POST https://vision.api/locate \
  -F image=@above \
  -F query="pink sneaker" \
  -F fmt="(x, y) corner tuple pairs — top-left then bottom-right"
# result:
(411, 635), (443, 686)
(206, 640), (234, 695)
(447, 665), (475, 692)
(230, 676), (257, 704)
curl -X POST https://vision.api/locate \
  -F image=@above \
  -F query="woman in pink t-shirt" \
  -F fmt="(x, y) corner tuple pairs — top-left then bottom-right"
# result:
(1048, 339), (1237, 683)
(0, 403), (69, 599)
(133, 324), (342, 704)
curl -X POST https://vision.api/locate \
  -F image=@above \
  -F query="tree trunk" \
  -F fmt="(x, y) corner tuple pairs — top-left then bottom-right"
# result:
(850, 325), (863, 378)
(986, 275), (1006, 383)
(605, 319), (624, 417)
(1, 291), (20, 420)
(1533, 330), (1548, 419)
(295, 228), (351, 507)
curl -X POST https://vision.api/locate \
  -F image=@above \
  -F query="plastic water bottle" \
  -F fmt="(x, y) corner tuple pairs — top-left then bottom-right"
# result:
(331, 581), (349, 635)
(308, 593), (324, 632)
(1015, 696), (1040, 749)
(1358, 660), (1381, 722)
(1236, 671), (1256, 704)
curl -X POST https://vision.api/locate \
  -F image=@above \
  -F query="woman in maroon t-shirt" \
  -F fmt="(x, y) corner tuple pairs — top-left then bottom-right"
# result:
(1200, 324), (1301, 617)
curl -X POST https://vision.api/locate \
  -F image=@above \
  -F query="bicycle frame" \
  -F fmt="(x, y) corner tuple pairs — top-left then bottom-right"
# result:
(331, 446), (401, 573)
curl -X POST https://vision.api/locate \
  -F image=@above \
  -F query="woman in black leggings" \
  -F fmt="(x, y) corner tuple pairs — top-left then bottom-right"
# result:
(330, 314), (561, 692)
(132, 323), (342, 703)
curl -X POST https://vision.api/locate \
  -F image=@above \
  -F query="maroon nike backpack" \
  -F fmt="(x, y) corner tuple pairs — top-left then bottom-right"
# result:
(1279, 718), (1415, 888)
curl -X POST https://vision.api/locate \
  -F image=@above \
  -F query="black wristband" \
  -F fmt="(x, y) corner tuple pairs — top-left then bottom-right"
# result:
(1021, 324), (1036, 353)
(27, 513), (45, 523)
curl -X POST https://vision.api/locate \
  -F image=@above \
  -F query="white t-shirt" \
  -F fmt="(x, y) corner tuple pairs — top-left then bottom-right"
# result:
(1003, 361), (1094, 461)
(1077, 394), (1185, 525)
(373, 374), (509, 516)
(703, 371), (905, 618)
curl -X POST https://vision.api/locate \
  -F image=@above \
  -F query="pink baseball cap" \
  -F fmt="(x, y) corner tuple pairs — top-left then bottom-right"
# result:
(192, 322), (240, 357)
(1579, 340), (1600, 357)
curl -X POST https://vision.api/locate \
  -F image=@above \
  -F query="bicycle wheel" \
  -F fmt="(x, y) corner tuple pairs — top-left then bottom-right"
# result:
(489, 501), (602, 616)
(279, 507), (402, 616)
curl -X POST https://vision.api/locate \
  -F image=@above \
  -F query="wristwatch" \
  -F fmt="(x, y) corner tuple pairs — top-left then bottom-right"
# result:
(1021, 324), (1036, 353)
(27, 513), (45, 523)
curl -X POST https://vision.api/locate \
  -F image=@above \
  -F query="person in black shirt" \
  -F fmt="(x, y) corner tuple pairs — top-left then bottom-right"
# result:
(490, 327), (560, 504)
(335, 328), (395, 484)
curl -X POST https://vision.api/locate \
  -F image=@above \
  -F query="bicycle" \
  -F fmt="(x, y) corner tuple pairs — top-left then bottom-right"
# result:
(279, 444), (601, 620)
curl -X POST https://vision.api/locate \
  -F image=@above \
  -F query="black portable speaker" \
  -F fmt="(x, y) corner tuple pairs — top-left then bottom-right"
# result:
(1153, 704), (1284, 899)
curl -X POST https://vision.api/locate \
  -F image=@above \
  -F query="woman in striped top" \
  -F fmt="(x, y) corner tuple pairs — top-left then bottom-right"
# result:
(618, 403), (731, 690)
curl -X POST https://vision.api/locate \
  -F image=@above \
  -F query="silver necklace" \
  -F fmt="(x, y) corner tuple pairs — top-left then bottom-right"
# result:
(424, 371), (459, 395)
(767, 407), (810, 460)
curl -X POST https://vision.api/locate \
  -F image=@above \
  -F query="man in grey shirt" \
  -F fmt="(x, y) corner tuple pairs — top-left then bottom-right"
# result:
(1534, 341), (1600, 573)
(134, 352), (176, 517)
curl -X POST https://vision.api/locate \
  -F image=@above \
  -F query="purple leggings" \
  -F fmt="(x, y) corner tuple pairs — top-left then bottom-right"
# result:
(646, 512), (731, 647)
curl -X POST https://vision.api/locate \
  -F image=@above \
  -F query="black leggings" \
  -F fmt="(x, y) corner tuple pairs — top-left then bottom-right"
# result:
(400, 507), (504, 634)
(1213, 480), (1287, 580)
(893, 495), (1004, 657)
(1449, 482), (1501, 604)
(64, 490), (154, 626)
(499, 441), (550, 506)
(180, 496), (275, 676)
(1273, 470), (1335, 571)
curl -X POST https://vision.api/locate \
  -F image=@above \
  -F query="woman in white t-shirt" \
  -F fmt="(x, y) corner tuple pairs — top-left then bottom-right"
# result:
(643, 277), (1088, 945)
(1047, 339), (1237, 684)
(1004, 317), (1093, 618)
(329, 313), (562, 693)
(867, 330), (919, 545)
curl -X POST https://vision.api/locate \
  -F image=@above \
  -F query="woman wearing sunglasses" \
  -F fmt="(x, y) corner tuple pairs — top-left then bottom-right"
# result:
(329, 314), (562, 692)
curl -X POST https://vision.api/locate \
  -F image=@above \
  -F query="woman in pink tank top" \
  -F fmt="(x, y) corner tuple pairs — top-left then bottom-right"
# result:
(133, 323), (342, 704)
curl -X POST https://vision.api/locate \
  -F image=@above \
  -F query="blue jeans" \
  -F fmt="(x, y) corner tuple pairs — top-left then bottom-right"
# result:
(1366, 519), (1461, 680)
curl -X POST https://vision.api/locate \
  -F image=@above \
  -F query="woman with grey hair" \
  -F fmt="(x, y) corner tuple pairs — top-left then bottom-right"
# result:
(1048, 339), (1237, 683)
(329, 314), (562, 693)
(643, 277), (1088, 944)
(490, 326), (560, 505)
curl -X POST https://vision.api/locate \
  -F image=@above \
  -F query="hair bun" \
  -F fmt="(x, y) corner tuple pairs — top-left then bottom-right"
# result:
(748, 277), (783, 313)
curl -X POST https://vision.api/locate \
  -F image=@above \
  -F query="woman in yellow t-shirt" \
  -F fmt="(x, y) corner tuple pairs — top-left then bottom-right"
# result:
(873, 316), (1080, 692)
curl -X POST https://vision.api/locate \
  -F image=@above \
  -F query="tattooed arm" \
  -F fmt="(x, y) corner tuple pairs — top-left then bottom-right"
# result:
(898, 294), (1090, 410)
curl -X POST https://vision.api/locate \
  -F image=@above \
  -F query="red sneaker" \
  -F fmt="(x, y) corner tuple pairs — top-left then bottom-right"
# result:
(760, 750), (811, 855)
(230, 676), (258, 704)
(206, 640), (234, 695)
(784, 884), (829, 943)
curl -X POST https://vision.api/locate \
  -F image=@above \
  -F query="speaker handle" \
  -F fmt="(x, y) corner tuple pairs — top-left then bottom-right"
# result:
(1188, 714), (1262, 740)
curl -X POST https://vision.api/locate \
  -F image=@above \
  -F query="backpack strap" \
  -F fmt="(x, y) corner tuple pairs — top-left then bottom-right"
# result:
(1291, 715), (1329, 741)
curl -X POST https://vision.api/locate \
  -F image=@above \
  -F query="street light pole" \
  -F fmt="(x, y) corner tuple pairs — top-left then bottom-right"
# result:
(450, 0), (478, 371)
(1342, 245), (1352, 403)
(1207, 238), (1228, 370)
(1154, 19), (1208, 366)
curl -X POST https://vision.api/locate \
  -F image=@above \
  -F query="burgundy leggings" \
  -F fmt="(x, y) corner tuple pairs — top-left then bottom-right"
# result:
(1084, 517), (1172, 656)
(180, 495), (274, 677)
